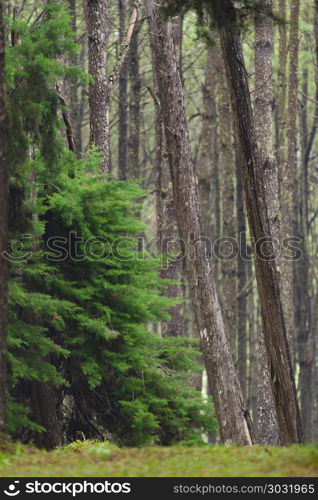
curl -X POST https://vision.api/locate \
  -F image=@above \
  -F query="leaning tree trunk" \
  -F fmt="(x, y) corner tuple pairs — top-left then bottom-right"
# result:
(145, 0), (254, 445)
(254, 0), (280, 445)
(87, 0), (110, 172)
(0, 0), (8, 437)
(212, 0), (303, 444)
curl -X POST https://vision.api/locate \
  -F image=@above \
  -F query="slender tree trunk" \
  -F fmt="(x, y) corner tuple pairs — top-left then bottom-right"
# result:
(247, 262), (258, 432)
(296, 66), (312, 443)
(67, 0), (78, 153)
(276, 0), (287, 175)
(127, 20), (141, 177)
(0, 0), (8, 436)
(236, 154), (248, 397)
(118, 0), (128, 179)
(212, 0), (302, 444)
(219, 57), (237, 364)
(146, 0), (254, 445)
(254, 0), (280, 445)
(197, 46), (217, 248)
(155, 89), (184, 338)
(87, 0), (110, 172)
(280, 0), (301, 366)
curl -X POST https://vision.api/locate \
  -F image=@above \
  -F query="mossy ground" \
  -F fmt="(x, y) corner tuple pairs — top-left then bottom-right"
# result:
(0, 442), (317, 477)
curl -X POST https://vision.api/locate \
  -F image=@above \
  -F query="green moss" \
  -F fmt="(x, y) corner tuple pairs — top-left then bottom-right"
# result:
(0, 444), (317, 477)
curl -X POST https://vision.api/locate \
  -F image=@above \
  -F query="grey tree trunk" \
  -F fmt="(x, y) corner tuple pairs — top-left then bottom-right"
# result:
(146, 0), (254, 445)
(280, 0), (301, 366)
(212, 0), (303, 444)
(127, 21), (141, 177)
(219, 56), (238, 363)
(118, 0), (128, 179)
(254, 0), (280, 445)
(236, 154), (248, 400)
(0, 0), (8, 436)
(87, 0), (110, 172)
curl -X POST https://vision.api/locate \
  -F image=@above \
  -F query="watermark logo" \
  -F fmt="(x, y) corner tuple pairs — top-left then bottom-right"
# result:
(4, 481), (20, 496)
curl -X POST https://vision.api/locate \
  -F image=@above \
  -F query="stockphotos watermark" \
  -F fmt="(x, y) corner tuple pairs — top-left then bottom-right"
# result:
(3, 480), (131, 497)
(2, 231), (303, 265)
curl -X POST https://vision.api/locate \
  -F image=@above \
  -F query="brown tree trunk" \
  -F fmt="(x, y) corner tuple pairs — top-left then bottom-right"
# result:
(31, 378), (61, 450)
(197, 46), (217, 251)
(276, 0), (287, 174)
(254, 0), (280, 445)
(67, 0), (79, 153)
(212, 0), (303, 444)
(280, 0), (301, 368)
(127, 20), (141, 177)
(87, 0), (110, 172)
(236, 154), (248, 398)
(146, 0), (254, 445)
(155, 87), (184, 338)
(219, 57), (237, 364)
(0, 0), (8, 436)
(296, 65), (312, 443)
(118, 0), (128, 179)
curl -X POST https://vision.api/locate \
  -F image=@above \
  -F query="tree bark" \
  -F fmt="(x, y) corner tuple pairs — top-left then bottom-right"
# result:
(236, 154), (248, 398)
(219, 56), (237, 364)
(0, 0), (8, 436)
(146, 0), (254, 445)
(87, 0), (110, 172)
(212, 0), (303, 444)
(127, 20), (141, 177)
(254, 0), (280, 445)
(279, 0), (301, 367)
(118, 0), (128, 179)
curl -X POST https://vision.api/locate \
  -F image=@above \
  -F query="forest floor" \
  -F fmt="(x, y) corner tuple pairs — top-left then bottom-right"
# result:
(0, 441), (317, 477)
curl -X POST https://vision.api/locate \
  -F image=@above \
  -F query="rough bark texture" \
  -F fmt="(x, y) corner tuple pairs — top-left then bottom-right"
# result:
(127, 21), (141, 176)
(236, 154), (248, 398)
(67, 0), (78, 153)
(31, 379), (61, 450)
(87, 0), (110, 172)
(0, 0), (8, 435)
(277, 0), (287, 173)
(254, 0), (280, 445)
(118, 0), (128, 179)
(212, 0), (303, 444)
(146, 0), (254, 445)
(219, 57), (237, 364)
(296, 66), (312, 443)
(280, 0), (301, 365)
(154, 82), (184, 338)
(197, 46), (217, 249)
(247, 261), (257, 432)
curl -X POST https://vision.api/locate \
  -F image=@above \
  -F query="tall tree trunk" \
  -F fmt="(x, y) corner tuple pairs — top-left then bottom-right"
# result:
(212, 0), (302, 444)
(155, 86), (184, 338)
(87, 0), (110, 172)
(247, 262), (258, 432)
(276, 0), (287, 174)
(197, 46), (217, 251)
(219, 57), (237, 364)
(127, 20), (141, 177)
(254, 0), (280, 445)
(146, 0), (254, 445)
(296, 66), (312, 443)
(236, 154), (248, 398)
(118, 0), (128, 179)
(280, 0), (301, 366)
(67, 0), (79, 153)
(0, 0), (8, 436)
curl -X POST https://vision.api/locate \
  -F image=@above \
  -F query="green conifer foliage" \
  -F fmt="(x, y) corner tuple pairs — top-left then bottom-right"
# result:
(5, 2), (216, 446)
